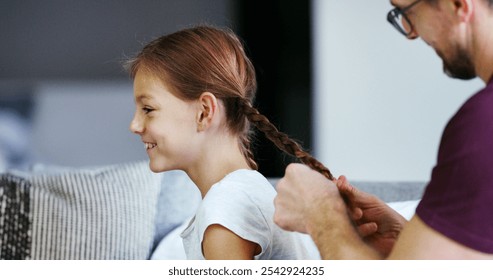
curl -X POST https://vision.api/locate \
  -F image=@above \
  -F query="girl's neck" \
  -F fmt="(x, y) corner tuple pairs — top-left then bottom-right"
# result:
(185, 134), (252, 198)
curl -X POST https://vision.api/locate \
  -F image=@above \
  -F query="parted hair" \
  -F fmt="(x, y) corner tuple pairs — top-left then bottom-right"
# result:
(127, 25), (334, 180)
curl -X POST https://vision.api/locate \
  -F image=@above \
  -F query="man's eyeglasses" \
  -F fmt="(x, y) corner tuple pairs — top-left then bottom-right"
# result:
(387, 0), (424, 37)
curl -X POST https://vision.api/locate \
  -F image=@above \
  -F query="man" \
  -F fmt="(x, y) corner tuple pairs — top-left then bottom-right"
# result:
(273, 0), (493, 259)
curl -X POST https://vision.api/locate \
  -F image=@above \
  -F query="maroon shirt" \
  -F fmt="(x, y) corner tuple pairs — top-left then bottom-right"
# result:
(416, 78), (493, 254)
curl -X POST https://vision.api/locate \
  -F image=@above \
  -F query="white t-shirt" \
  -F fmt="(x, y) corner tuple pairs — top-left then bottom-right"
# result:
(180, 169), (320, 260)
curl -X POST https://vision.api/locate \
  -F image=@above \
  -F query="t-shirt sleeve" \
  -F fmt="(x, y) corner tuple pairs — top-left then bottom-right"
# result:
(194, 184), (271, 257)
(416, 90), (493, 253)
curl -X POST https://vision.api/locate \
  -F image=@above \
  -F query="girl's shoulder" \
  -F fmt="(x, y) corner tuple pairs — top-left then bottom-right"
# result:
(221, 169), (272, 189)
(205, 169), (275, 201)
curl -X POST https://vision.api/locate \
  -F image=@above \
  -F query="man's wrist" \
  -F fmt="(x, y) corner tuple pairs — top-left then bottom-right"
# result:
(304, 191), (381, 259)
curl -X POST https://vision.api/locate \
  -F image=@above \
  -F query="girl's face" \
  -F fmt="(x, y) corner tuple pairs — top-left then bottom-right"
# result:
(130, 70), (201, 173)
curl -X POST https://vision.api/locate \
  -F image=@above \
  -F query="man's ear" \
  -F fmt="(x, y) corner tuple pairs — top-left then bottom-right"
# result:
(452, 0), (474, 22)
(196, 92), (218, 131)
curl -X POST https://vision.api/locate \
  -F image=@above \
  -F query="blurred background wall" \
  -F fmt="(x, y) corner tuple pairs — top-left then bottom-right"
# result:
(2, 0), (484, 181)
(312, 0), (483, 181)
(0, 0), (311, 176)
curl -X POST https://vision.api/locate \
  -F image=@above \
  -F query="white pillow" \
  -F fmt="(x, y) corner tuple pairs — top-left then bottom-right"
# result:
(387, 199), (421, 220)
(151, 219), (190, 260)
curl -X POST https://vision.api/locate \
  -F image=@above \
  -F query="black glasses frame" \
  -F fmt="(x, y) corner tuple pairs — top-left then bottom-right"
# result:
(387, 0), (424, 37)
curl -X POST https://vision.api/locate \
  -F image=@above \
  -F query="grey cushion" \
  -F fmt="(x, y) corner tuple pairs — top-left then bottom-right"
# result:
(268, 178), (426, 202)
(351, 181), (426, 202)
(152, 170), (200, 251)
(0, 161), (161, 260)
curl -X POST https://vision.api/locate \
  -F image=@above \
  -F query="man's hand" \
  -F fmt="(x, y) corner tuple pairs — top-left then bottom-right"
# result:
(273, 163), (338, 234)
(274, 164), (382, 259)
(336, 175), (407, 257)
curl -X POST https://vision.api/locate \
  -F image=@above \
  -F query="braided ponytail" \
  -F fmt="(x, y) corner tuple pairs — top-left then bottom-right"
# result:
(237, 98), (334, 180)
(239, 133), (258, 170)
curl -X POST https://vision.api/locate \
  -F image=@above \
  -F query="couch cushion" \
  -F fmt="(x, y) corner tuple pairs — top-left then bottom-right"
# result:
(152, 170), (200, 251)
(0, 174), (31, 259)
(0, 161), (161, 260)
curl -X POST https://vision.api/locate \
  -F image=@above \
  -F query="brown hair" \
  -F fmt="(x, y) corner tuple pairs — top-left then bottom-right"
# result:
(127, 25), (334, 180)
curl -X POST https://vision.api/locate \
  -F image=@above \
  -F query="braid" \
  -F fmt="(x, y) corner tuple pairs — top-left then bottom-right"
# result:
(239, 133), (258, 170)
(238, 98), (334, 180)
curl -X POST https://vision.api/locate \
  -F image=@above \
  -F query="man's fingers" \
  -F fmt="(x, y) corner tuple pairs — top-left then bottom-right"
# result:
(336, 175), (357, 198)
(351, 207), (364, 220)
(357, 222), (378, 237)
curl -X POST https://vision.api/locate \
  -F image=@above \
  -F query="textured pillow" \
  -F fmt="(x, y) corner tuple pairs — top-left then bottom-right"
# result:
(0, 161), (161, 260)
(0, 174), (31, 259)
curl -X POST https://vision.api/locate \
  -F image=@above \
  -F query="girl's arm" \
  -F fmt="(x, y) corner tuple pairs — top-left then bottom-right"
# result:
(202, 224), (261, 260)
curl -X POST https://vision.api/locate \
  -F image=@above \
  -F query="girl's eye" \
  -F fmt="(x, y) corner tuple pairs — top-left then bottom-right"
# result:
(142, 107), (154, 114)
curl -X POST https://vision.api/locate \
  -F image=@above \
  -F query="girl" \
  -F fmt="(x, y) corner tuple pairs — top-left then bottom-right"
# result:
(128, 26), (332, 260)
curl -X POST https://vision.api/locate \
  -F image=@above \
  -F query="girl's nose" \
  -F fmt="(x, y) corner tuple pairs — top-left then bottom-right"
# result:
(129, 114), (143, 135)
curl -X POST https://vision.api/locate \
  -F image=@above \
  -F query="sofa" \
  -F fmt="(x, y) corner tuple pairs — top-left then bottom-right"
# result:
(0, 161), (425, 260)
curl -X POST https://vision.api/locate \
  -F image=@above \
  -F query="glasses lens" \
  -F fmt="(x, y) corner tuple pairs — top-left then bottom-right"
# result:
(388, 10), (408, 36)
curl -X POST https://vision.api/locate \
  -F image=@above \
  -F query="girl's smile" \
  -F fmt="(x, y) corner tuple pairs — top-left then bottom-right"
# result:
(144, 142), (157, 150)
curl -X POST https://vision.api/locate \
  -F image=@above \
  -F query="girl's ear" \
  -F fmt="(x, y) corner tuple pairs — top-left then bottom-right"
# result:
(196, 92), (218, 131)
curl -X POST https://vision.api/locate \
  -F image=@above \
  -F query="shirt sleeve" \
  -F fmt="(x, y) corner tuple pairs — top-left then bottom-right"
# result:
(194, 182), (272, 257)
(416, 90), (493, 253)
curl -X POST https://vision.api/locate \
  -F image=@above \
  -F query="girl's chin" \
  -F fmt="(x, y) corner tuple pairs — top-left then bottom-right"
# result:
(148, 161), (174, 173)
(149, 166), (162, 173)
